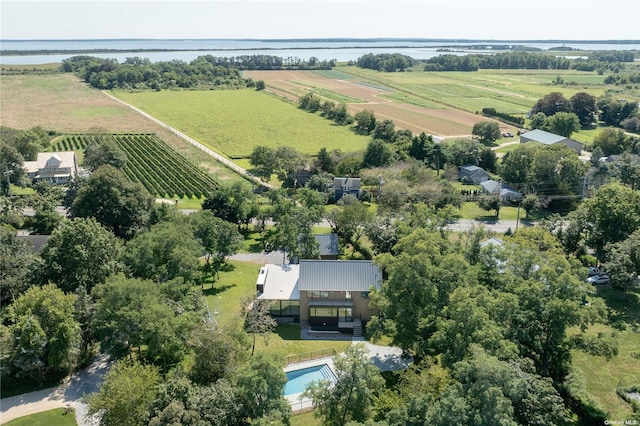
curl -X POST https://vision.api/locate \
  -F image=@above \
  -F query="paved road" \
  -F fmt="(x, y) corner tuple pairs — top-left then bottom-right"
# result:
(0, 355), (109, 425)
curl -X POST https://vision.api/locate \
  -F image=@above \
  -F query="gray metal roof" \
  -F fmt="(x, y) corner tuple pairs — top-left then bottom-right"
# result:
(520, 129), (566, 144)
(315, 233), (339, 256)
(480, 179), (500, 193)
(333, 177), (361, 190)
(299, 260), (382, 292)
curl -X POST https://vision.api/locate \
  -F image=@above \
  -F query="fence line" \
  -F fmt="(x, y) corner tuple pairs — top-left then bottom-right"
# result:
(285, 348), (336, 366)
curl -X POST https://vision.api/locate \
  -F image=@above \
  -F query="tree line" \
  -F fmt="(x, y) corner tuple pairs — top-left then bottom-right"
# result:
(60, 54), (334, 91)
(355, 50), (636, 72)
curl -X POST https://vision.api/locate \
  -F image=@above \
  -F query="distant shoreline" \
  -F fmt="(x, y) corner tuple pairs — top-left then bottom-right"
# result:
(3, 37), (640, 43)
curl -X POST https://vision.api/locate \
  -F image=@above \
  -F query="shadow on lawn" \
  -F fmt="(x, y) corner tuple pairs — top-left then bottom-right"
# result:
(597, 285), (640, 331)
(202, 283), (236, 297)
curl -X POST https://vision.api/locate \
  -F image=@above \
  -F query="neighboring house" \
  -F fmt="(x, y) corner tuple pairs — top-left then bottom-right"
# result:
(480, 179), (523, 204)
(480, 237), (504, 248)
(256, 260), (382, 335)
(315, 233), (339, 260)
(24, 151), (79, 184)
(519, 129), (583, 154)
(17, 235), (51, 254)
(459, 165), (489, 184)
(333, 177), (361, 201)
(603, 154), (640, 164)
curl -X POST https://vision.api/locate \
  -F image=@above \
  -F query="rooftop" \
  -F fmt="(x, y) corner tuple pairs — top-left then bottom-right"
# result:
(520, 129), (566, 145)
(257, 264), (300, 301)
(299, 260), (382, 292)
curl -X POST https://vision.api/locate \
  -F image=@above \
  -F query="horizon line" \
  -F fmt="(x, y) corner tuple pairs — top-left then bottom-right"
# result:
(3, 37), (640, 43)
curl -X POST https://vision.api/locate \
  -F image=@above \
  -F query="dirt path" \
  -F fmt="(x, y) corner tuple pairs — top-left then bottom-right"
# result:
(100, 91), (274, 190)
(0, 355), (109, 425)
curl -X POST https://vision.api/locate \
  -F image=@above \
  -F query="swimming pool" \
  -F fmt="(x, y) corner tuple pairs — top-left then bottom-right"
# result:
(284, 364), (336, 396)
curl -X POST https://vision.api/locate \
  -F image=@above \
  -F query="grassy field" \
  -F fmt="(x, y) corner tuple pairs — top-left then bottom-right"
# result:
(571, 286), (640, 418)
(114, 89), (370, 159)
(4, 408), (76, 426)
(0, 73), (250, 186)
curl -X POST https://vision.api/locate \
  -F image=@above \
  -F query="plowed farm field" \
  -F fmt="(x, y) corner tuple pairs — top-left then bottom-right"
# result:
(245, 70), (513, 138)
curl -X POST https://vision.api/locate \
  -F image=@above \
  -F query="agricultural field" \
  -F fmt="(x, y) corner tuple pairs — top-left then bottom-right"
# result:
(113, 89), (370, 159)
(53, 133), (218, 198)
(246, 66), (629, 142)
(0, 73), (248, 185)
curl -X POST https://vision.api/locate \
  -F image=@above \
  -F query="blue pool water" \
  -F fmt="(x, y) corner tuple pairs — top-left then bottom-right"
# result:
(284, 364), (336, 396)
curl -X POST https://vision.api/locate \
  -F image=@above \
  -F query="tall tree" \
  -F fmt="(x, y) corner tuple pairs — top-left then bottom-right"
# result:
(531, 92), (571, 116)
(83, 139), (127, 171)
(235, 352), (290, 423)
(362, 139), (394, 169)
(472, 121), (501, 143)
(5, 284), (82, 383)
(69, 165), (152, 240)
(242, 298), (277, 357)
(304, 343), (385, 426)
(92, 274), (201, 368)
(582, 183), (640, 255)
(0, 226), (42, 305)
(570, 92), (598, 126)
(40, 217), (123, 293)
(592, 128), (629, 156)
(122, 220), (203, 284)
(190, 211), (243, 279)
(87, 359), (160, 426)
(202, 182), (258, 231)
(327, 195), (374, 258)
(353, 109), (377, 134)
(543, 112), (581, 138)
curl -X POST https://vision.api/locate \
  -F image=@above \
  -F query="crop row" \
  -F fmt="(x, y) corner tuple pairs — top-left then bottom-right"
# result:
(53, 133), (218, 198)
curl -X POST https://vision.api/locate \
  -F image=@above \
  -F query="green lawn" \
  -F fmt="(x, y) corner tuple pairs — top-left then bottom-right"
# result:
(291, 410), (323, 426)
(9, 185), (36, 195)
(113, 89), (370, 159)
(4, 408), (76, 426)
(570, 286), (640, 418)
(458, 201), (521, 221)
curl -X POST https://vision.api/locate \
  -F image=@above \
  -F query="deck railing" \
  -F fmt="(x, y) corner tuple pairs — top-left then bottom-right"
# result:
(284, 347), (337, 366)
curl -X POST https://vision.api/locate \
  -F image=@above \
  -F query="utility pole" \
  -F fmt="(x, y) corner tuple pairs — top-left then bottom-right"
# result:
(581, 176), (588, 202)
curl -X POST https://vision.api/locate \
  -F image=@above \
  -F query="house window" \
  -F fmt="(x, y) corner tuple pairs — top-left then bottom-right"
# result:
(361, 291), (370, 299)
(308, 291), (329, 298)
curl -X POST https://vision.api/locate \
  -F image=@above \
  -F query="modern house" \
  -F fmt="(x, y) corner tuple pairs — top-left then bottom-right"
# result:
(256, 260), (382, 335)
(24, 151), (79, 184)
(479, 179), (523, 204)
(333, 177), (361, 201)
(519, 129), (583, 154)
(459, 165), (490, 184)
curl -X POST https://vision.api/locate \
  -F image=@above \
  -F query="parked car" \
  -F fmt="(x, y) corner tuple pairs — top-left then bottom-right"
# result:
(588, 267), (602, 277)
(587, 274), (610, 285)
(502, 132), (514, 137)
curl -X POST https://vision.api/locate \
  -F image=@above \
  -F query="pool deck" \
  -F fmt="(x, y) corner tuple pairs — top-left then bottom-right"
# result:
(283, 340), (413, 412)
(284, 357), (336, 412)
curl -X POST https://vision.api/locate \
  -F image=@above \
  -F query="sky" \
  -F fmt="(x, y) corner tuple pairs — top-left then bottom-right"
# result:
(1, 0), (639, 41)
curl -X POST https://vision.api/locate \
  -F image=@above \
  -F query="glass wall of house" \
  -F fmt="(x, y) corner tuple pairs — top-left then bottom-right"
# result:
(309, 307), (352, 326)
(268, 300), (300, 320)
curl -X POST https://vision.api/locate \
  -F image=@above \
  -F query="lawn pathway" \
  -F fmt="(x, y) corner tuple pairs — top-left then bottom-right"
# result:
(0, 355), (109, 425)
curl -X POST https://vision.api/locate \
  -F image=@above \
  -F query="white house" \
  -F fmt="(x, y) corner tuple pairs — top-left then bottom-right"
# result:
(24, 151), (79, 184)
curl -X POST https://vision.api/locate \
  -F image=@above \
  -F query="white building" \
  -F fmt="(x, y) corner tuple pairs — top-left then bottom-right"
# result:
(24, 152), (79, 184)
